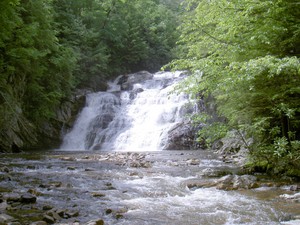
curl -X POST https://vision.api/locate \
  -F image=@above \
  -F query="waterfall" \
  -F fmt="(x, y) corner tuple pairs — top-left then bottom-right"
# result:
(60, 71), (195, 151)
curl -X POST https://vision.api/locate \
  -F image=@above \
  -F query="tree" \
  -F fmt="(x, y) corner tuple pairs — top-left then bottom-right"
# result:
(171, 0), (300, 176)
(0, 0), (76, 151)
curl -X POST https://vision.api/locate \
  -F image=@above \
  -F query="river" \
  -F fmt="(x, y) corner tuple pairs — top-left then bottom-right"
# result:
(0, 150), (299, 224)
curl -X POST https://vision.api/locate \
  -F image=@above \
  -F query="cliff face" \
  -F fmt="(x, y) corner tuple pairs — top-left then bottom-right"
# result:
(29, 92), (87, 151)
(0, 90), (88, 153)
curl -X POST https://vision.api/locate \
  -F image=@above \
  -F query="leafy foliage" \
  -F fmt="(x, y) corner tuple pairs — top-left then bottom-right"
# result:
(171, 0), (300, 176)
(0, 0), (181, 151)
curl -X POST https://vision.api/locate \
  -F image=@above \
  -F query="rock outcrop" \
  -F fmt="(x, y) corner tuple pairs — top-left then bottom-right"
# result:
(30, 89), (89, 150)
(118, 71), (153, 91)
(161, 122), (201, 150)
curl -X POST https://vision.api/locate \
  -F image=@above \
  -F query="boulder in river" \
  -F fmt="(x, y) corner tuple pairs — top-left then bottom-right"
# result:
(85, 219), (105, 225)
(0, 214), (16, 224)
(161, 122), (199, 150)
(118, 71), (153, 91)
(215, 175), (259, 190)
(20, 193), (37, 204)
(184, 175), (259, 191)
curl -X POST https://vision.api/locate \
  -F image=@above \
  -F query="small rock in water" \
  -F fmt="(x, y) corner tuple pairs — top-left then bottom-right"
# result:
(0, 214), (16, 223)
(21, 193), (37, 204)
(115, 214), (124, 220)
(42, 205), (53, 211)
(186, 158), (200, 165)
(65, 209), (79, 218)
(46, 210), (61, 221)
(30, 221), (48, 225)
(60, 157), (75, 161)
(91, 192), (106, 198)
(0, 166), (11, 173)
(43, 214), (55, 224)
(86, 219), (105, 225)
(28, 189), (41, 196)
(280, 193), (300, 202)
(290, 185), (300, 191)
(105, 209), (113, 214)
(67, 166), (76, 170)
(5, 193), (22, 203)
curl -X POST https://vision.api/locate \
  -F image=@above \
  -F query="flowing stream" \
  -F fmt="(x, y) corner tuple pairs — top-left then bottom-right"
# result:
(0, 151), (299, 224)
(0, 71), (299, 224)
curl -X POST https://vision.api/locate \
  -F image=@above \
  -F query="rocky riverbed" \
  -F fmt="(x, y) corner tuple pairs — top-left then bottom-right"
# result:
(0, 150), (299, 225)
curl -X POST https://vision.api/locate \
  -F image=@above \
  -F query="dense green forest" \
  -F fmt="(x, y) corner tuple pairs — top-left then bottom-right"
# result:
(0, 0), (181, 152)
(170, 0), (300, 177)
(1, 0), (299, 177)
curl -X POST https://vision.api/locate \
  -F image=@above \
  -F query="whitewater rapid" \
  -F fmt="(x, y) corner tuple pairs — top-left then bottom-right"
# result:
(61, 71), (193, 151)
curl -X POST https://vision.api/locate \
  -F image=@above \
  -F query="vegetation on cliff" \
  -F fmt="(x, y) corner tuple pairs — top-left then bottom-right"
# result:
(0, 0), (181, 152)
(170, 0), (300, 177)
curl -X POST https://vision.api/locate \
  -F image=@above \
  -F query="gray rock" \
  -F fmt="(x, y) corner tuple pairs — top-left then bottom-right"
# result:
(183, 179), (215, 189)
(85, 219), (105, 225)
(0, 166), (11, 173)
(30, 221), (47, 225)
(43, 215), (55, 224)
(21, 193), (37, 204)
(0, 214), (16, 223)
(5, 193), (21, 203)
(280, 192), (300, 202)
(162, 122), (199, 150)
(216, 175), (258, 190)
(91, 192), (106, 198)
(120, 71), (153, 91)
(65, 210), (79, 218)
(47, 211), (61, 221)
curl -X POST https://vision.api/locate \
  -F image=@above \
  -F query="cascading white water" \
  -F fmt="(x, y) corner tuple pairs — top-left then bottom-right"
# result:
(60, 71), (194, 151)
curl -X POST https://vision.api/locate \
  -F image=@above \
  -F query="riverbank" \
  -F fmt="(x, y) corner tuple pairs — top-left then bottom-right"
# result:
(0, 150), (300, 224)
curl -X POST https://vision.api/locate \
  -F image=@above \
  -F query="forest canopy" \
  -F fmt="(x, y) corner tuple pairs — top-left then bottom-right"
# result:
(0, 0), (181, 152)
(170, 0), (300, 176)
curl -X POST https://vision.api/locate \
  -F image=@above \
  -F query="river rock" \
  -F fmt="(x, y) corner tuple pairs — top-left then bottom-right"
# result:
(0, 166), (11, 173)
(186, 158), (200, 165)
(216, 175), (259, 190)
(183, 179), (215, 189)
(20, 193), (37, 204)
(280, 192), (300, 202)
(91, 192), (106, 198)
(5, 193), (22, 203)
(161, 122), (199, 150)
(46, 210), (61, 221)
(30, 221), (47, 225)
(129, 88), (144, 100)
(43, 214), (55, 224)
(0, 173), (12, 181)
(85, 219), (105, 225)
(119, 71), (153, 91)
(0, 214), (16, 223)
(65, 209), (79, 218)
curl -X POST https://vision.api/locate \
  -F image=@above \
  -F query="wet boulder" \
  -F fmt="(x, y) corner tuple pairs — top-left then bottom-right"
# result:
(30, 221), (47, 225)
(162, 122), (198, 150)
(86, 219), (105, 225)
(0, 214), (16, 224)
(215, 175), (259, 190)
(5, 193), (22, 203)
(280, 192), (300, 203)
(20, 193), (37, 204)
(119, 71), (153, 91)
(129, 88), (144, 100)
